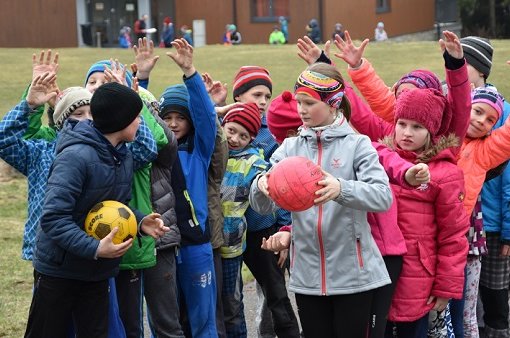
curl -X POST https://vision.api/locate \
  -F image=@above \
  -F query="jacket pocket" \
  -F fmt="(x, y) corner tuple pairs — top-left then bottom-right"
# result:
(417, 241), (435, 276)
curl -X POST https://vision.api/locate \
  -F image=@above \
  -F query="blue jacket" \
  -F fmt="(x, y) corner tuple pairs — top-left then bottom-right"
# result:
(482, 100), (510, 240)
(33, 119), (146, 281)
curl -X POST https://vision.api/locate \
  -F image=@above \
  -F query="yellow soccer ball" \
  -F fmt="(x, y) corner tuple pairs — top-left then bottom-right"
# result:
(84, 200), (137, 244)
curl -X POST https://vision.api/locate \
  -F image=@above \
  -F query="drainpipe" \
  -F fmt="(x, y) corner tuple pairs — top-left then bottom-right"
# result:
(318, 0), (324, 42)
(232, 0), (237, 27)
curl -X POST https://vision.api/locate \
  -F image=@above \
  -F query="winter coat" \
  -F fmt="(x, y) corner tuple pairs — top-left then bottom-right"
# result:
(250, 117), (393, 296)
(34, 119), (151, 281)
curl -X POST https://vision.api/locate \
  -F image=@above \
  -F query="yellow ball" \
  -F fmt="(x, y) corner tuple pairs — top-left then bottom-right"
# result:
(84, 200), (137, 244)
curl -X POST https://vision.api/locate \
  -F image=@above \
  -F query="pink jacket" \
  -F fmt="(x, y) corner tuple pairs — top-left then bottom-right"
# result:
(347, 88), (469, 321)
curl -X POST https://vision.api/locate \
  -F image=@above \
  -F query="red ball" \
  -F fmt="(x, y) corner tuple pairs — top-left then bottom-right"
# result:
(267, 156), (323, 212)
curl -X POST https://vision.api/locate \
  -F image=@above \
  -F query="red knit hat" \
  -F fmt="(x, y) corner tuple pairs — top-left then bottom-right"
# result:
(232, 66), (272, 101)
(222, 102), (262, 138)
(267, 91), (302, 144)
(394, 88), (451, 137)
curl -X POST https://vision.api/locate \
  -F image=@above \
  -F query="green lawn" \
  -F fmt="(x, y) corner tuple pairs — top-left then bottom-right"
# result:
(1, 40), (510, 337)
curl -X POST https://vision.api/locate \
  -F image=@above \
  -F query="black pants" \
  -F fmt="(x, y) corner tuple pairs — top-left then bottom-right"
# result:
(25, 272), (109, 338)
(243, 226), (301, 338)
(115, 269), (142, 338)
(369, 255), (403, 338)
(295, 291), (374, 338)
(480, 285), (509, 330)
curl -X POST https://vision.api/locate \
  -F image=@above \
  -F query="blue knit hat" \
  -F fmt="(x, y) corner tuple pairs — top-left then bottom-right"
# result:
(159, 84), (191, 122)
(85, 60), (133, 87)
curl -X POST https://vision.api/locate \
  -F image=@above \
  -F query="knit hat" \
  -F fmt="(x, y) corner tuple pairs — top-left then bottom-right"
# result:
(53, 87), (92, 130)
(267, 91), (302, 144)
(394, 69), (442, 95)
(394, 88), (451, 137)
(85, 60), (133, 87)
(294, 69), (345, 109)
(90, 83), (142, 134)
(471, 87), (505, 119)
(222, 102), (261, 138)
(158, 84), (191, 122)
(460, 36), (493, 78)
(232, 66), (272, 101)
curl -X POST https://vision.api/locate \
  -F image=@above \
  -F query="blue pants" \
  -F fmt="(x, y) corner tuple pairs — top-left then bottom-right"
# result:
(176, 243), (218, 338)
(222, 256), (247, 338)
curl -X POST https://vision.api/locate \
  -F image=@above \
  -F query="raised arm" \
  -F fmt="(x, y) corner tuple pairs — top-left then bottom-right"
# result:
(132, 37), (160, 88)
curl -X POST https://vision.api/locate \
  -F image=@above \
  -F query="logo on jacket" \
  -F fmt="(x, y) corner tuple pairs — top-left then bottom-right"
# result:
(416, 183), (429, 191)
(331, 158), (341, 169)
(458, 192), (465, 202)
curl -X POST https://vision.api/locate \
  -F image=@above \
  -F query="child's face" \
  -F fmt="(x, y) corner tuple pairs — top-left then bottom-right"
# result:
(466, 64), (485, 88)
(120, 113), (141, 142)
(466, 102), (498, 139)
(235, 85), (272, 115)
(68, 105), (92, 122)
(296, 93), (335, 128)
(162, 112), (192, 141)
(86, 72), (107, 94)
(395, 118), (429, 152)
(223, 121), (251, 150)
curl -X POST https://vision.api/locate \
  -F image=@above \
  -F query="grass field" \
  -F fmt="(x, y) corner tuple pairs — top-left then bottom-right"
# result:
(0, 40), (510, 337)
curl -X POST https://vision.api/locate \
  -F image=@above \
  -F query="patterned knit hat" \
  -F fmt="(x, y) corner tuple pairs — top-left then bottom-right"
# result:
(294, 69), (345, 109)
(460, 36), (493, 78)
(53, 87), (92, 130)
(85, 60), (133, 87)
(159, 84), (191, 122)
(267, 91), (302, 144)
(471, 87), (504, 119)
(395, 88), (451, 137)
(222, 102), (261, 138)
(232, 66), (272, 100)
(394, 69), (442, 95)
(91, 83), (142, 133)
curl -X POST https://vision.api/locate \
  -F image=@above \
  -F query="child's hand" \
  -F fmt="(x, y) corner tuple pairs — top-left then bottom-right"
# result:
(261, 231), (291, 252)
(427, 296), (449, 312)
(32, 50), (60, 107)
(26, 72), (58, 109)
(202, 72), (228, 106)
(166, 38), (196, 78)
(333, 30), (369, 68)
(133, 37), (160, 80)
(96, 227), (133, 258)
(257, 173), (270, 196)
(405, 163), (430, 186)
(501, 244), (510, 256)
(439, 30), (463, 59)
(277, 249), (289, 268)
(314, 169), (340, 205)
(215, 102), (242, 117)
(131, 77), (139, 93)
(507, 60), (510, 66)
(140, 213), (170, 240)
(297, 36), (329, 65)
(103, 59), (128, 86)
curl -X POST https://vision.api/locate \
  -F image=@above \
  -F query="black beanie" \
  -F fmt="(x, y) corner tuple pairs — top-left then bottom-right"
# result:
(91, 83), (143, 134)
(460, 36), (493, 79)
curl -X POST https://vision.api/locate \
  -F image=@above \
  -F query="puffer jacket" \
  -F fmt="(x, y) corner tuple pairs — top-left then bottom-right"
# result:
(250, 117), (393, 296)
(379, 136), (469, 322)
(34, 119), (150, 281)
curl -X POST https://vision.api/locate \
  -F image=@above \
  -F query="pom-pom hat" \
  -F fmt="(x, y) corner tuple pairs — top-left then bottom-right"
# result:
(267, 91), (302, 144)
(394, 69), (442, 95)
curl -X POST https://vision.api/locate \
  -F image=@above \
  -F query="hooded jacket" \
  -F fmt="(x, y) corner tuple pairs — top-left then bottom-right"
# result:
(250, 118), (393, 296)
(33, 119), (148, 281)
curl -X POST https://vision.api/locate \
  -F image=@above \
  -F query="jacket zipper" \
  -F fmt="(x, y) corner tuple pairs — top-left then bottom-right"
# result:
(356, 236), (364, 269)
(183, 190), (199, 226)
(316, 131), (327, 295)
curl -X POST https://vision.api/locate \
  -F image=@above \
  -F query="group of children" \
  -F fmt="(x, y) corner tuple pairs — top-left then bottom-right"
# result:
(2, 29), (510, 338)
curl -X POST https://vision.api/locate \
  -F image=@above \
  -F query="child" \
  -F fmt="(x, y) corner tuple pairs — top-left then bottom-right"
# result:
(219, 103), (268, 336)
(232, 66), (300, 337)
(251, 62), (393, 337)
(374, 22), (388, 41)
(159, 38), (218, 338)
(24, 81), (168, 337)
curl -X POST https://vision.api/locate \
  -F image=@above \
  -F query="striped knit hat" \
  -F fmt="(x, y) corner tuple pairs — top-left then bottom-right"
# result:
(222, 102), (261, 138)
(460, 36), (493, 78)
(53, 87), (92, 130)
(294, 70), (345, 109)
(159, 84), (191, 122)
(471, 87), (504, 119)
(232, 66), (272, 101)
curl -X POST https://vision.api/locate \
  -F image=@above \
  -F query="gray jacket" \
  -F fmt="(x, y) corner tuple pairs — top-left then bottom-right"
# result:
(250, 119), (392, 296)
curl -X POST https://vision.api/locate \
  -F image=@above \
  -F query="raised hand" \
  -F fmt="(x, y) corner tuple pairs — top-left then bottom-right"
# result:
(333, 30), (369, 68)
(96, 227), (133, 258)
(405, 163), (430, 186)
(166, 38), (195, 77)
(26, 72), (58, 109)
(297, 35), (325, 65)
(215, 102), (242, 117)
(439, 30), (463, 59)
(103, 59), (128, 86)
(203, 73), (228, 106)
(261, 231), (291, 252)
(131, 77), (139, 93)
(140, 213), (170, 240)
(133, 37), (160, 80)
(32, 49), (59, 81)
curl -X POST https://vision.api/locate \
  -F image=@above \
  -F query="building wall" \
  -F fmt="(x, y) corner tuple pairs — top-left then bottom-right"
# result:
(0, 0), (78, 47)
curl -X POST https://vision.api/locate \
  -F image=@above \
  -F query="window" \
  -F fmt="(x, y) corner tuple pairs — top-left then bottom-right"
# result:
(376, 0), (391, 13)
(252, 0), (289, 22)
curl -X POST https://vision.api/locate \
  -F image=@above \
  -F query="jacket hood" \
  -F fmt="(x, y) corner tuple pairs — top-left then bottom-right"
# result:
(299, 117), (355, 141)
(379, 133), (459, 164)
(56, 119), (127, 162)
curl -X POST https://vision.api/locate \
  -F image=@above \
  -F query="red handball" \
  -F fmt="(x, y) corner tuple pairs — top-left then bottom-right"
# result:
(267, 156), (323, 212)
